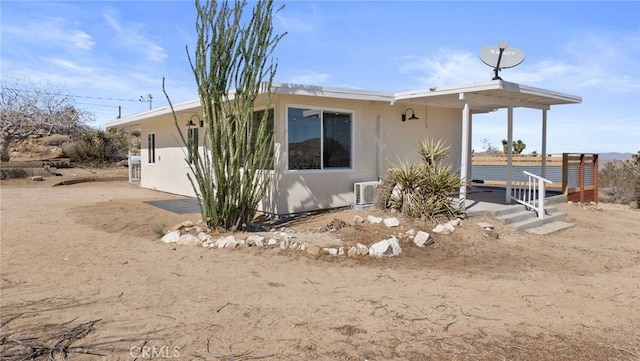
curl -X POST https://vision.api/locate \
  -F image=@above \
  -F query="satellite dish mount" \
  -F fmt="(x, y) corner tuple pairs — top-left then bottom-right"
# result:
(478, 41), (525, 81)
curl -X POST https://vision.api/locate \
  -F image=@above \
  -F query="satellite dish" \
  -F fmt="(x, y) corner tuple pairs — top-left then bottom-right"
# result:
(479, 41), (525, 80)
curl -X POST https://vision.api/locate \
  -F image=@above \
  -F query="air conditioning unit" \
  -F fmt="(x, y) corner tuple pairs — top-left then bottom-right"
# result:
(354, 181), (380, 205)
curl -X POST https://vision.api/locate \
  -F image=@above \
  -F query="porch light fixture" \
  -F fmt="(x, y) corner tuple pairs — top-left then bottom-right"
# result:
(402, 108), (419, 122)
(186, 114), (200, 128)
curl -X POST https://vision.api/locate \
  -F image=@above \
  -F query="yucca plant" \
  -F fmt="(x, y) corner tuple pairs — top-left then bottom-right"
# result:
(388, 138), (462, 221)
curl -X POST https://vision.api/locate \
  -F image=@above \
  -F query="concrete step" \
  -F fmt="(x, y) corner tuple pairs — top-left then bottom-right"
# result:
(525, 221), (575, 235)
(507, 211), (567, 231)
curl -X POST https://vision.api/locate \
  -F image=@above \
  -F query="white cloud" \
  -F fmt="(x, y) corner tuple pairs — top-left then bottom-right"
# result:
(285, 70), (331, 85)
(4, 18), (95, 50)
(275, 5), (320, 34)
(101, 10), (167, 63)
(46, 58), (94, 73)
(397, 49), (489, 87)
(103, 12), (122, 32)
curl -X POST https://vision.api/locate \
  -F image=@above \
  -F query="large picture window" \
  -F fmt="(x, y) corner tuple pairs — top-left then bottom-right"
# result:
(287, 107), (352, 170)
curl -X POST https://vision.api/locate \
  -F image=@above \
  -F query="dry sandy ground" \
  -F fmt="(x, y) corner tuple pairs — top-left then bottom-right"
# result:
(1, 168), (639, 360)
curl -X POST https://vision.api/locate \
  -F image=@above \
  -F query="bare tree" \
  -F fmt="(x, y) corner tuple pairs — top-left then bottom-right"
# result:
(0, 78), (93, 161)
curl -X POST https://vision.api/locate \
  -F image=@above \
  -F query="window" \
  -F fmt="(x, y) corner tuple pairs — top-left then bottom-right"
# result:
(187, 127), (198, 164)
(287, 107), (352, 170)
(250, 108), (274, 169)
(147, 133), (155, 164)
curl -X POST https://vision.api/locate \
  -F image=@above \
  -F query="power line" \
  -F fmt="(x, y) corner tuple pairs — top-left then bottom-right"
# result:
(76, 102), (121, 108)
(4, 87), (141, 102)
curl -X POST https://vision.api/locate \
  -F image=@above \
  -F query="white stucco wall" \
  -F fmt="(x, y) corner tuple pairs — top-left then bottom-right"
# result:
(131, 95), (465, 215)
(260, 95), (464, 214)
(140, 119), (198, 197)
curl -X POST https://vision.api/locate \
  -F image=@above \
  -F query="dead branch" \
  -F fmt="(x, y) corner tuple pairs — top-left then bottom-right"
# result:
(0, 318), (103, 361)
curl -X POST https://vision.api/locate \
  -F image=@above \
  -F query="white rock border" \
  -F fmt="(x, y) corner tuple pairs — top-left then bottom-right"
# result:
(160, 213), (458, 259)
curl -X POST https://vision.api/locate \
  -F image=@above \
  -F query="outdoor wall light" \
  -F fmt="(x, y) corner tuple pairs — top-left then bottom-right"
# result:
(402, 108), (419, 122)
(186, 114), (200, 128)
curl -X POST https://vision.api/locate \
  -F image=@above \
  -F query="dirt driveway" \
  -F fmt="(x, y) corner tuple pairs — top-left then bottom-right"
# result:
(1, 171), (639, 360)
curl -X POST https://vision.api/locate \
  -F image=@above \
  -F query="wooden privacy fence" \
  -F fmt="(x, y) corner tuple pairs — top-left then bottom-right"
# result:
(562, 153), (599, 203)
(471, 153), (599, 203)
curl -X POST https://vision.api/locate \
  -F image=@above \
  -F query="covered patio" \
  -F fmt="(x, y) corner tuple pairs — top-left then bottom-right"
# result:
(395, 80), (582, 218)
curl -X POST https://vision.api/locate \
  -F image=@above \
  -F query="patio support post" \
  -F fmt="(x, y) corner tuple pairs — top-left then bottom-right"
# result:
(506, 106), (514, 204)
(459, 93), (471, 212)
(541, 109), (548, 178)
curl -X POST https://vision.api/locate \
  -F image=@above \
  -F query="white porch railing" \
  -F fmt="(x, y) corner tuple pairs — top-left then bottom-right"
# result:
(511, 171), (553, 219)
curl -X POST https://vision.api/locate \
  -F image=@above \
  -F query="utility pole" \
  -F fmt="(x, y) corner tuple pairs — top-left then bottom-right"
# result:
(139, 94), (152, 110)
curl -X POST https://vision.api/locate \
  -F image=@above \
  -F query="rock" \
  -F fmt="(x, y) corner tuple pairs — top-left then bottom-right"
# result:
(347, 246), (358, 257)
(449, 218), (462, 227)
(367, 215), (383, 224)
(161, 230), (181, 244)
(181, 220), (196, 228)
(215, 235), (237, 249)
(483, 228), (499, 239)
(177, 234), (201, 246)
(356, 243), (369, 255)
(476, 222), (494, 229)
(388, 237), (402, 255)
(338, 247), (345, 256)
(324, 248), (339, 256)
(432, 223), (455, 235)
(290, 242), (300, 250)
(406, 228), (416, 236)
(383, 217), (400, 227)
(353, 215), (364, 224)
(279, 239), (290, 249)
(246, 235), (265, 247)
(168, 223), (183, 232)
(197, 232), (213, 243)
(368, 237), (401, 258)
(413, 231), (434, 247)
(267, 238), (278, 246)
(30, 176), (44, 181)
(306, 245), (321, 256)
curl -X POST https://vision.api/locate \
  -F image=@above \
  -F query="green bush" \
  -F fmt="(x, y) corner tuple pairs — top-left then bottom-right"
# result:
(388, 138), (462, 221)
(67, 128), (128, 164)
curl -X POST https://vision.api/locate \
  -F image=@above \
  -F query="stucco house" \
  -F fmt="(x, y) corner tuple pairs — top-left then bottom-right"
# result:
(105, 80), (581, 215)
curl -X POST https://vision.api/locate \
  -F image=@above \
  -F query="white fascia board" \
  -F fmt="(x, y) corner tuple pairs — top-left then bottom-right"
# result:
(502, 81), (582, 104)
(394, 80), (500, 100)
(395, 80), (581, 105)
(105, 98), (201, 129)
(270, 82), (394, 103)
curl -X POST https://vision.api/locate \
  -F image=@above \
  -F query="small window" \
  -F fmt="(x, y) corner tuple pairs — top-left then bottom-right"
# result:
(287, 107), (352, 170)
(147, 133), (155, 164)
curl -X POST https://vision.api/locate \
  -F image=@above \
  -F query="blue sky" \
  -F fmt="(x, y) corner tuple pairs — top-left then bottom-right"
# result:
(2, 1), (639, 154)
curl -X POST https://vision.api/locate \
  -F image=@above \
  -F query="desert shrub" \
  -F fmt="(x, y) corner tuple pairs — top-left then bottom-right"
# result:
(42, 134), (70, 146)
(599, 151), (640, 207)
(388, 138), (462, 221)
(67, 128), (128, 164)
